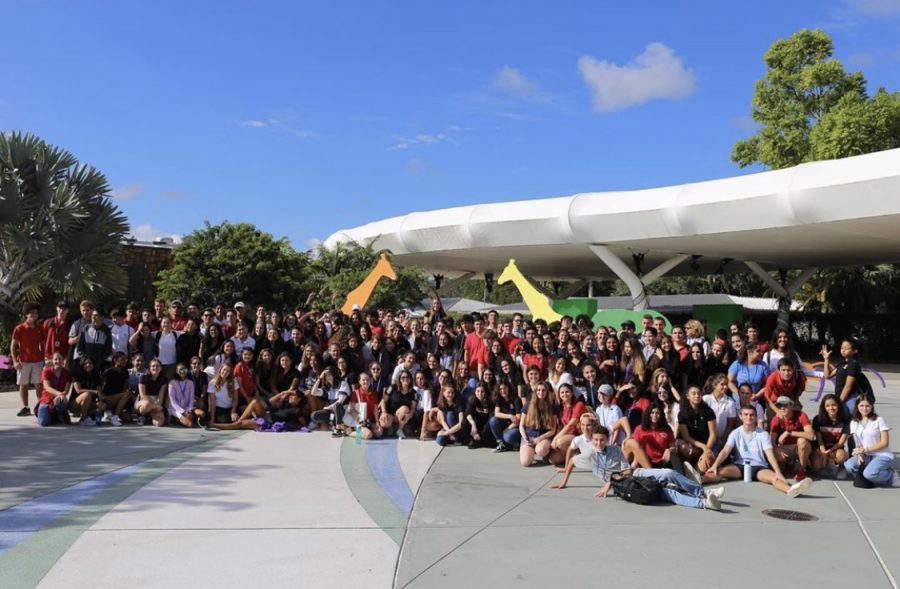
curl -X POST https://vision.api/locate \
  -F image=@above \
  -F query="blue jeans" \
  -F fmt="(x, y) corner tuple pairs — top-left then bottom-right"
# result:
(437, 410), (468, 446)
(37, 400), (67, 427)
(489, 416), (519, 446)
(844, 395), (858, 416)
(845, 454), (894, 486)
(634, 467), (705, 509)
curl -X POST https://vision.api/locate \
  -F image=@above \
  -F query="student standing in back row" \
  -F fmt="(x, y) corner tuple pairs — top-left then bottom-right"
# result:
(11, 302), (45, 417)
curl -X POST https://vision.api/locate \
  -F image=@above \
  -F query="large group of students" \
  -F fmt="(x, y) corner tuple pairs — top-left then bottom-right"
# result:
(9, 295), (899, 507)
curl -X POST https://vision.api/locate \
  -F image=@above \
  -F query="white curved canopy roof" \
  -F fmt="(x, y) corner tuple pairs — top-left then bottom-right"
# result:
(325, 149), (900, 280)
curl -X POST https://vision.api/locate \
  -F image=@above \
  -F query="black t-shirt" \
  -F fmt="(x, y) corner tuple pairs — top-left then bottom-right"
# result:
(189, 371), (209, 399)
(386, 388), (415, 413)
(677, 402), (716, 444)
(275, 368), (300, 393)
(812, 415), (850, 447)
(140, 373), (167, 397)
(834, 358), (862, 399)
(101, 367), (129, 396)
(466, 396), (493, 426)
(495, 395), (522, 416)
(73, 369), (102, 391)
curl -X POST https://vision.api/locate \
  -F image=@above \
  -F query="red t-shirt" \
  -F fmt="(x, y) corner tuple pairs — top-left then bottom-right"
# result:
(559, 401), (587, 429)
(464, 332), (487, 372)
(42, 317), (70, 359)
(633, 425), (675, 465)
(501, 334), (522, 356)
(13, 322), (45, 363)
(522, 354), (548, 380)
(351, 388), (380, 421)
(169, 316), (188, 331)
(770, 411), (811, 446)
(233, 362), (255, 398)
(39, 366), (71, 405)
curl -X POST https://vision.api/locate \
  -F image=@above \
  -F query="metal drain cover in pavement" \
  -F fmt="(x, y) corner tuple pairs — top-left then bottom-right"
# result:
(762, 509), (819, 522)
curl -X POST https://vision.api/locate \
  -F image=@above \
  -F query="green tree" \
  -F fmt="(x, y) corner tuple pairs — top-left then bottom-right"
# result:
(155, 222), (310, 309)
(0, 131), (129, 325)
(309, 241), (427, 311)
(732, 29), (900, 322)
(732, 29), (867, 169)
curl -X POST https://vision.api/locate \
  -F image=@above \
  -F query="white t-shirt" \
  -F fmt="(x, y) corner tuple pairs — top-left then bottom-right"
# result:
(415, 386), (434, 412)
(157, 332), (178, 365)
(570, 433), (596, 469)
(231, 335), (255, 355)
(703, 393), (738, 438)
(726, 426), (772, 468)
(207, 380), (233, 409)
(850, 417), (892, 458)
(549, 372), (573, 393)
(110, 323), (134, 355)
(595, 404), (625, 444)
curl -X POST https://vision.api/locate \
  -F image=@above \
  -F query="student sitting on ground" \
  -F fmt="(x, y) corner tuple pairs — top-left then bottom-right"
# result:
(845, 393), (900, 488)
(519, 382), (558, 466)
(37, 352), (71, 426)
(769, 396), (815, 481)
(551, 414), (600, 489)
(705, 405), (813, 498)
(590, 426), (724, 511)
(811, 394), (850, 478)
(98, 352), (131, 426)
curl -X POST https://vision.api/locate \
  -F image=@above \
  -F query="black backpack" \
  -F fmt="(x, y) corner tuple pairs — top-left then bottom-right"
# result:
(610, 473), (663, 505)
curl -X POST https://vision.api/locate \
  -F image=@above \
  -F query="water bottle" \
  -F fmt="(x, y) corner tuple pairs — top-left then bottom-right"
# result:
(743, 459), (752, 483)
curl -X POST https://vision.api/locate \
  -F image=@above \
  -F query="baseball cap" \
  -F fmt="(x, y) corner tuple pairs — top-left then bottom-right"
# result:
(56, 301), (70, 308)
(621, 320), (636, 329)
(234, 301), (245, 309)
(352, 303), (362, 311)
(775, 396), (794, 407)
(598, 384), (615, 397)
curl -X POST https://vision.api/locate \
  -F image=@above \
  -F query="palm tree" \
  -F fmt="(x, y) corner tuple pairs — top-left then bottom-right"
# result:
(0, 131), (129, 319)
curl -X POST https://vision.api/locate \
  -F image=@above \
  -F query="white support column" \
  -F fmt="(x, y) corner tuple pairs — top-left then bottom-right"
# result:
(437, 272), (475, 292)
(589, 245), (648, 310)
(558, 280), (587, 300)
(642, 254), (691, 286)
(744, 262), (818, 330)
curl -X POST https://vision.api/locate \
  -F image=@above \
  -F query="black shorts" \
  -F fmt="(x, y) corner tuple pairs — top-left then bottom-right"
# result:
(270, 407), (302, 424)
(214, 407), (233, 422)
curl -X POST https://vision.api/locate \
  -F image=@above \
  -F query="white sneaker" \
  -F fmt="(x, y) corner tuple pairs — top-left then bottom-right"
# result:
(684, 462), (703, 485)
(787, 477), (813, 498)
(703, 494), (721, 511)
(102, 412), (113, 424)
(705, 486), (725, 500)
(891, 471), (900, 488)
(110, 415), (123, 427)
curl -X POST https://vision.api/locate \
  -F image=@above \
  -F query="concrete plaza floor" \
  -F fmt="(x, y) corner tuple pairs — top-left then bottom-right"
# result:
(1, 369), (898, 589)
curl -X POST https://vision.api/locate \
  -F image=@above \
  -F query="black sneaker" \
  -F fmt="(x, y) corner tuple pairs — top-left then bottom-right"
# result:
(492, 442), (507, 453)
(331, 428), (344, 438)
(17, 407), (31, 417)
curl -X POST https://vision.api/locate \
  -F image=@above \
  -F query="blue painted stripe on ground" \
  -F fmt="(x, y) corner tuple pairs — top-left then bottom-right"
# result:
(0, 462), (143, 556)
(365, 440), (415, 517)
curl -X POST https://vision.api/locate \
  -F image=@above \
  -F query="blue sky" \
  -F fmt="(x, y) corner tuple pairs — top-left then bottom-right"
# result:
(3, 0), (900, 250)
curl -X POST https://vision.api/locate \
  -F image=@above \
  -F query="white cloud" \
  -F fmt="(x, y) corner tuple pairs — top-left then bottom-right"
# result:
(110, 183), (145, 201)
(305, 237), (322, 251)
(578, 43), (696, 113)
(846, 0), (900, 15)
(130, 223), (183, 244)
(237, 117), (317, 139)
(389, 132), (456, 151)
(492, 66), (550, 103)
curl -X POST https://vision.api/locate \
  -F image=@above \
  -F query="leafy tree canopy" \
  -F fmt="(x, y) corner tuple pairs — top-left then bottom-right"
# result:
(155, 221), (310, 309)
(730, 29), (900, 318)
(0, 131), (129, 318)
(309, 241), (427, 311)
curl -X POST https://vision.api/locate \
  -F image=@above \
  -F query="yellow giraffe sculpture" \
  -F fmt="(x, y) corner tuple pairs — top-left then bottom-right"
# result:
(341, 253), (398, 315)
(497, 259), (562, 323)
